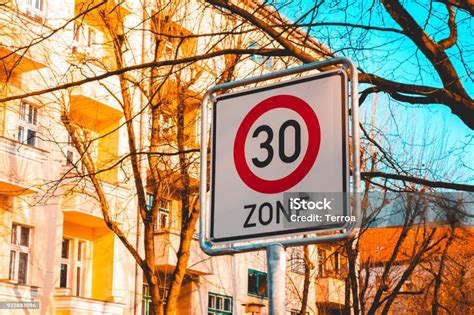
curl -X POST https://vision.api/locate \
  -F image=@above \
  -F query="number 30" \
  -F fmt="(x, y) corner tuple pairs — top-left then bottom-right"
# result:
(251, 119), (301, 168)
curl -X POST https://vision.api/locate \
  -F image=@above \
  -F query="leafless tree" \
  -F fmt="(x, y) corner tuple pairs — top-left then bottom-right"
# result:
(1, 1), (473, 314)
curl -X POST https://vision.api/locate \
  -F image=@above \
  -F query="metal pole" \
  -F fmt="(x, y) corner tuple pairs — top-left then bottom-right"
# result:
(267, 245), (286, 315)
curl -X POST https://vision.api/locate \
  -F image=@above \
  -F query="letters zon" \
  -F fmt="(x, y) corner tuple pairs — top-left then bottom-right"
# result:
(243, 201), (292, 228)
(242, 119), (302, 228)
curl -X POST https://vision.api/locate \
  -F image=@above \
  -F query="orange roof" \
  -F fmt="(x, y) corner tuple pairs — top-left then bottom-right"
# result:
(358, 226), (474, 265)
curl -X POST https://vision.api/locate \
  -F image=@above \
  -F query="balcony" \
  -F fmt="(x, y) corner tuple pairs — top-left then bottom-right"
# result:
(69, 78), (122, 132)
(154, 231), (212, 275)
(74, 0), (131, 32)
(54, 295), (124, 315)
(315, 277), (346, 306)
(0, 136), (48, 195)
(61, 180), (126, 229)
(0, 46), (46, 74)
(0, 280), (40, 303)
(0, 4), (47, 74)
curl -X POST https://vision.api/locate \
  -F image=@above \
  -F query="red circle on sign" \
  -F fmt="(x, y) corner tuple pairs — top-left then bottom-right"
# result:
(234, 94), (321, 194)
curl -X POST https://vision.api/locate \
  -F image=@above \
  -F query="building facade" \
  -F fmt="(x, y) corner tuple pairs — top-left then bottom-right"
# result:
(0, 0), (347, 314)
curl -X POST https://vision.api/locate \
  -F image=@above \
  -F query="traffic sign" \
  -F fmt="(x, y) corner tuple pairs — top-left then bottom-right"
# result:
(210, 69), (350, 243)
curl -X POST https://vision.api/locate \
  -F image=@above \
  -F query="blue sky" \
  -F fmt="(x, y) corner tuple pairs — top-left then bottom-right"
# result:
(275, 0), (473, 185)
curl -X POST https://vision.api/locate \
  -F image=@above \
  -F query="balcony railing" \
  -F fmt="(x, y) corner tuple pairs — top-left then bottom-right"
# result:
(0, 280), (40, 303)
(0, 135), (48, 194)
(54, 295), (124, 315)
(22, 3), (45, 24)
(61, 180), (126, 229)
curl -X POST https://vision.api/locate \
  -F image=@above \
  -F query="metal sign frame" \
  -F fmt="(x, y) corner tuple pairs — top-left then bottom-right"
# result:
(200, 57), (360, 256)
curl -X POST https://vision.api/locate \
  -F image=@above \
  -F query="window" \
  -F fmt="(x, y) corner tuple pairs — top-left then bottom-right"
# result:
(18, 101), (39, 147)
(142, 282), (168, 314)
(159, 113), (174, 136)
(9, 224), (31, 285)
(73, 22), (98, 56)
(59, 238), (86, 296)
(28, 0), (43, 11)
(147, 195), (170, 231)
(24, 0), (45, 23)
(60, 239), (70, 288)
(248, 269), (267, 298)
(291, 310), (309, 315)
(142, 284), (151, 315)
(157, 199), (170, 230)
(159, 286), (169, 304)
(76, 241), (84, 296)
(317, 248), (327, 278)
(208, 292), (232, 314)
(290, 247), (306, 274)
(157, 208), (169, 230)
(146, 194), (154, 211)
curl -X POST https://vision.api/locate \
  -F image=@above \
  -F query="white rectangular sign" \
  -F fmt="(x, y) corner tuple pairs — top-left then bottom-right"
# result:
(210, 70), (350, 243)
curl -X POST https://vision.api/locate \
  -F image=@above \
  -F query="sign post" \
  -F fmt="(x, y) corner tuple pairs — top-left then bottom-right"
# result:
(267, 244), (286, 314)
(200, 57), (360, 314)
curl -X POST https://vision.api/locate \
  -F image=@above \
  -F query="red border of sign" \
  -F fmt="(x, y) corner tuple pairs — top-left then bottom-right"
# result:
(233, 95), (321, 194)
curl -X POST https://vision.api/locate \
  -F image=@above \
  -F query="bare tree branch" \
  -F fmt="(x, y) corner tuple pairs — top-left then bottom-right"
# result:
(435, 0), (474, 16)
(361, 171), (474, 191)
(0, 48), (288, 103)
(438, 5), (458, 49)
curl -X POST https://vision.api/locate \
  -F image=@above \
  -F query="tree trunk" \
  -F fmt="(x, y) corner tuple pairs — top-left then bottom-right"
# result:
(300, 245), (310, 315)
(165, 82), (199, 315)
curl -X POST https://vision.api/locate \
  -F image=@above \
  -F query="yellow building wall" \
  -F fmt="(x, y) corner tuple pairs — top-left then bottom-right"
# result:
(92, 230), (115, 301)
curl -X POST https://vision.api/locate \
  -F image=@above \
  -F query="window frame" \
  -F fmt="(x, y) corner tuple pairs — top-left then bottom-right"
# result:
(75, 240), (85, 296)
(142, 282), (168, 315)
(23, 0), (46, 23)
(142, 284), (151, 315)
(208, 292), (233, 314)
(146, 195), (171, 231)
(157, 199), (170, 230)
(73, 22), (99, 56)
(247, 269), (268, 298)
(9, 223), (32, 285)
(60, 238), (71, 289)
(28, 0), (44, 11)
(59, 237), (87, 296)
(18, 101), (39, 147)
